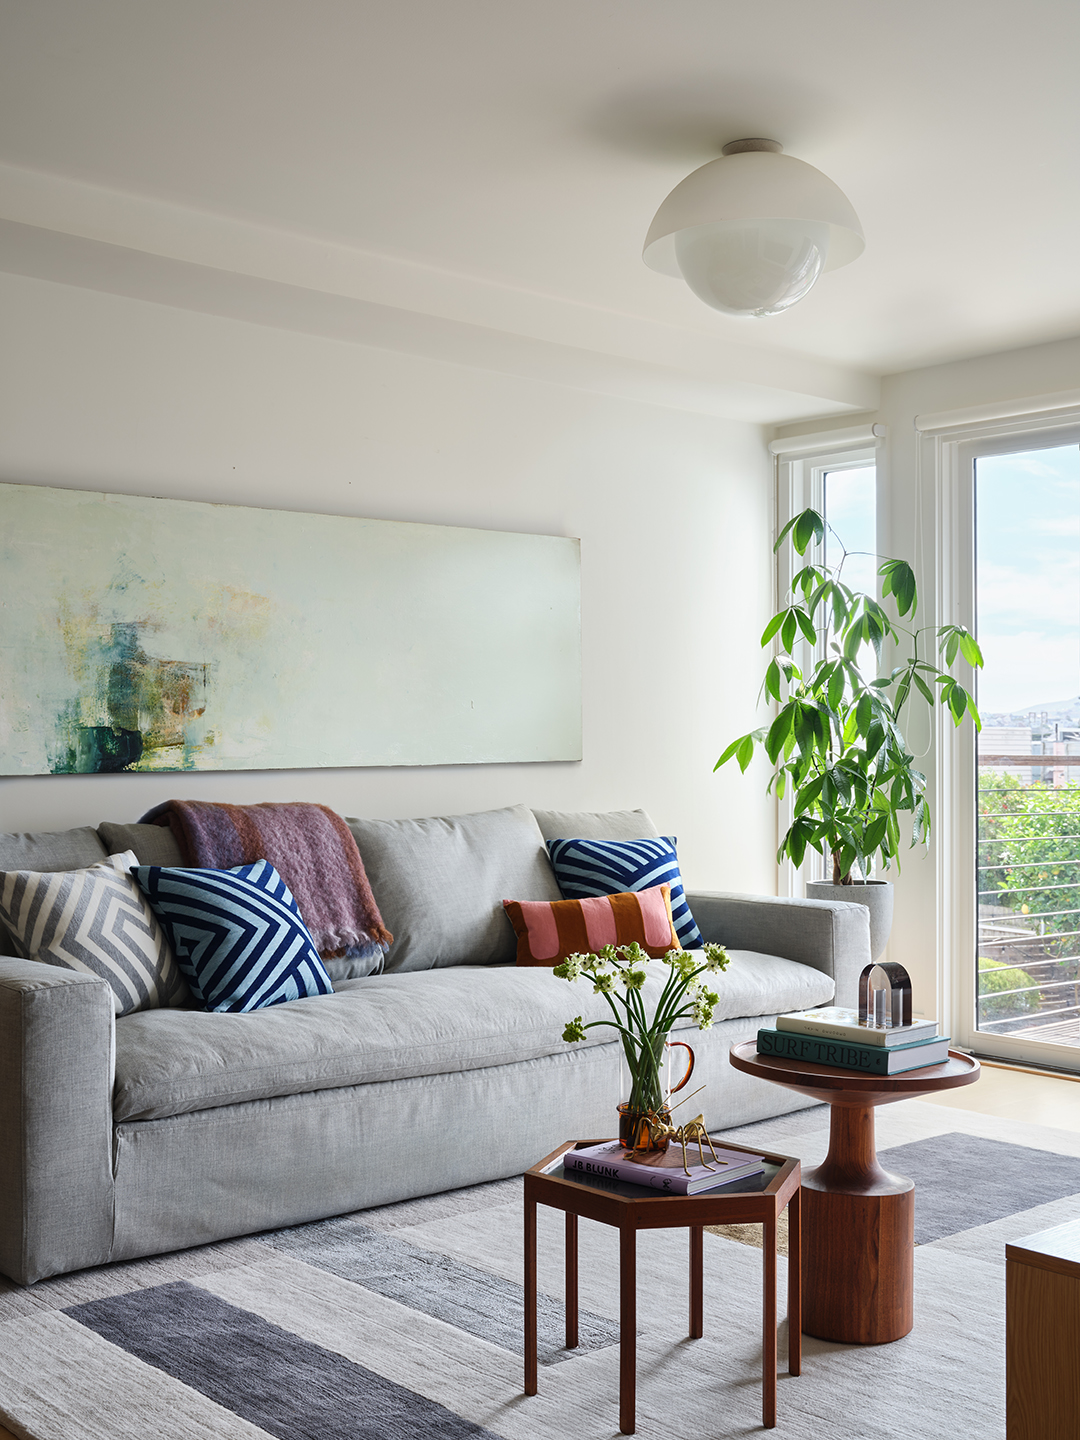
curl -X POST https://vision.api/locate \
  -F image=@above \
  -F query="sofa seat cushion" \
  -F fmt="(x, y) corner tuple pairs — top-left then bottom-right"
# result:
(111, 950), (834, 1122)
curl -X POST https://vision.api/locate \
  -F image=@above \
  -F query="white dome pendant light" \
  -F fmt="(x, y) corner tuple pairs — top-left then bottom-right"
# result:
(643, 139), (864, 317)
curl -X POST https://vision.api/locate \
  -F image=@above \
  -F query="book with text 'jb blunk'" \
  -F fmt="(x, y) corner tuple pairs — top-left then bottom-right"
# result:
(777, 1006), (939, 1047)
(562, 1139), (766, 1195)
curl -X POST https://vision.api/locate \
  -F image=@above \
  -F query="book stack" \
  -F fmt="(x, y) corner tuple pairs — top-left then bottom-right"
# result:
(563, 1139), (765, 1195)
(756, 1006), (950, 1075)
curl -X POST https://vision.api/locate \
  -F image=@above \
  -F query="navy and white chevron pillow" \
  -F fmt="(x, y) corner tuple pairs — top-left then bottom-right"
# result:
(546, 836), (703, 950)
(132, 860), (333, 1013)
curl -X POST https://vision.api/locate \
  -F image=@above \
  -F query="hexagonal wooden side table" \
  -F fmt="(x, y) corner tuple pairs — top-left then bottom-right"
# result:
(523, 1138), (801, 1433)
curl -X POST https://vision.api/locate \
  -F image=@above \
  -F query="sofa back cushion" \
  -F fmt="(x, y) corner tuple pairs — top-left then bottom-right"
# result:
(0, 849), (190, 1013)
(98, 821), (185, 867)
(0, 826), (109, 957)
(531, 808), (661, 842)
(346, 804), (561, 972)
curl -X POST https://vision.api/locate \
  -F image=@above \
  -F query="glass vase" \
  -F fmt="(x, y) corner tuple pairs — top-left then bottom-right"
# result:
(617, 1038), (695, 1153)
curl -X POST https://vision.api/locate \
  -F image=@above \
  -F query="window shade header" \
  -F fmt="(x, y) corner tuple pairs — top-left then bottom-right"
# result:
(769, 422), (886, 456)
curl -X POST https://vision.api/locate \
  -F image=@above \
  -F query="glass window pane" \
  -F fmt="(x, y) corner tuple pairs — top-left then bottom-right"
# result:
(824, 465), (876, 596)
(976, 444), (1080, 1054)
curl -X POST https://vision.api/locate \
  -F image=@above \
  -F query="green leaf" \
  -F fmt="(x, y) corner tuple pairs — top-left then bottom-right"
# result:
(795, 773), (824, 807)
(880, 559), (917, 617)
(773, 514), (800, 553)
(959, 630), (985, 668)
(948, 682), (969, 724)
(855, 693), (874, 734)
(736, 734), (756, 770)
(781, 816), (819, 869)
(834, 843), (857, 883)
(795, 607), (818, 645)
(765, 705), (795, 764)
(792, 565), (823, 600)
(863, 815), (889, 854)
(760, 611), (786, 646)
(827, 666), (846, 711)
(831, 586), (850, 630)
(912, 672), (935, 706)
(780, 611), (797, 655)
(764, 657), (782, 701)
(791, 508), (825, 555)
(808, 579), (830, 616)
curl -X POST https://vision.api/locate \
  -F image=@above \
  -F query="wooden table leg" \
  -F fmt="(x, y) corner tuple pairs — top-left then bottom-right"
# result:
(620, 1224), (637, 1435)
(763, 1211), (777, 1430)
(565, 1211), (579, 1351)
(787, 1186), (801, 1377)
(689, 1225), (704, 1339)
(524, 1192), (541, 1393)
(524, 1193), (537, 1396)
(801, 1102), (915, 1344)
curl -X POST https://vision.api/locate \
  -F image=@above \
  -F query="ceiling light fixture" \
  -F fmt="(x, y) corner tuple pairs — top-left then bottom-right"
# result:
(643, 138), (864, 317)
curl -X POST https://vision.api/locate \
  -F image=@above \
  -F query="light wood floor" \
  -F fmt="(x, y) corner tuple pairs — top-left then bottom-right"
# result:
(0, 1060), (1075, 1440)
(920, 1058), (1080, 1132)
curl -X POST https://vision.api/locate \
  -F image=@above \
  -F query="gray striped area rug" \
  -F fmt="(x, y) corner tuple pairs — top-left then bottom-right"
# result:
(3, 1100), (1080, 1439)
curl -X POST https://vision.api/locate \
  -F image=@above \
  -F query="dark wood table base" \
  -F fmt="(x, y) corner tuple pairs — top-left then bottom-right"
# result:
(801, 1103), (915, 1342)
(729, 1042), (980, 1346)
(524, 1140), (801, 1433)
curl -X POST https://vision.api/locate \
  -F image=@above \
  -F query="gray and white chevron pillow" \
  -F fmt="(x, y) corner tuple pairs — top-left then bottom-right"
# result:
(0, 849), (190, 1015)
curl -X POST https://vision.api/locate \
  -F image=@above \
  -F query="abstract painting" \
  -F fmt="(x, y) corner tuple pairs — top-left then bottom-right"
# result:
(0, 483), (581, 775)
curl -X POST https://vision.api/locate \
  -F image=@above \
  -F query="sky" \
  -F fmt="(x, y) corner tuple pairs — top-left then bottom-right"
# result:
(975, 444), (1080, 716)
(823, 451), (1080, 720)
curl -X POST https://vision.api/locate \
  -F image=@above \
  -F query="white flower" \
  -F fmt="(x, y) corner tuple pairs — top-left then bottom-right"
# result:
(703, 942), (730, 973)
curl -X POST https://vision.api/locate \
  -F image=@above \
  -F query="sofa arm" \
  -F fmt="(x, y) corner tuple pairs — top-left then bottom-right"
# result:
(0, 957), (116, 1285)
(686, 891), (870, 1010)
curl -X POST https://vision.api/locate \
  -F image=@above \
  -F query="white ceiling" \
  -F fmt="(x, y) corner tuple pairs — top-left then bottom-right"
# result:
(2, 0), (1079, 420)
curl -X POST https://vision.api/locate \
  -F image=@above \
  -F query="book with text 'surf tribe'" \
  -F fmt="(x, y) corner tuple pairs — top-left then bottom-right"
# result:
(756, 1027), (951, 1075)
(563, 1140), (765, 1195)
(777, 1006), (939, 1047)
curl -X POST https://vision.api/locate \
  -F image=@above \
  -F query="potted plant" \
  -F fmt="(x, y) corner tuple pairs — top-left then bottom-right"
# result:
(556, 941), (730, 1149)
(716, 506), (983, 958)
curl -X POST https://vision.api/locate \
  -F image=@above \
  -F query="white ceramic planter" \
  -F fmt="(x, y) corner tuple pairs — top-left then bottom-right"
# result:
(805, 879), (894, 962)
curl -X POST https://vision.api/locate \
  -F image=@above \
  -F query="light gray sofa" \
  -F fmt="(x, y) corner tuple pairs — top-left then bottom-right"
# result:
(0, 804), (871, 1286)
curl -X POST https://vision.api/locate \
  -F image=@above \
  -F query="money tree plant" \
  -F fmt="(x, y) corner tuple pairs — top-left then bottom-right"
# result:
(716, 507), (984, 884)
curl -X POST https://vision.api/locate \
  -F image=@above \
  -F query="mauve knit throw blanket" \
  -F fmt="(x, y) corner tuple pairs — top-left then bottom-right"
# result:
(138, 800), (392, 960)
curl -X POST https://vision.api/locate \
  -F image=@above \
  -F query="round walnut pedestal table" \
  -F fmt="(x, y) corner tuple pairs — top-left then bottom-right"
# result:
(729, 1041), (980, 1345)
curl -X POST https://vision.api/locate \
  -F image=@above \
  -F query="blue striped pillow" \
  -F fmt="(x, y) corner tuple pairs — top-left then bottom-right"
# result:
(132, 860), (333, 1013)
(546, 836), (703, 950)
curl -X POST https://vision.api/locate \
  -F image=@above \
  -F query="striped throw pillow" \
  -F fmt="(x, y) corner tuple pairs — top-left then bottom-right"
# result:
(503, 883), (679, 967)
(546, 836), (703, 949)
(0, 850), (190, 1015)
(132, 860), (333, 1013)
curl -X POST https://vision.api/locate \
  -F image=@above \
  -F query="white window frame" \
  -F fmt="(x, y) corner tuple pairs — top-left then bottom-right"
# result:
(917, 395), (1080, 1068)
(770, 426), (883, 898)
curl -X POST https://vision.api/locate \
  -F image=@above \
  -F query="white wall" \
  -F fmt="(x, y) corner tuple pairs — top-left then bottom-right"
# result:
(0, 271), (777, 894)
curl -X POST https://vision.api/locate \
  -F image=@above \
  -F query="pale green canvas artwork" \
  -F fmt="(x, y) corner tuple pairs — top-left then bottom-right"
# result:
(0, 483), (582, 775)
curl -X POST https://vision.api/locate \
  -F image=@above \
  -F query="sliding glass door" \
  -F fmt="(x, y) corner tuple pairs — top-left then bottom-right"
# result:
(975, 443), (1080, 1064)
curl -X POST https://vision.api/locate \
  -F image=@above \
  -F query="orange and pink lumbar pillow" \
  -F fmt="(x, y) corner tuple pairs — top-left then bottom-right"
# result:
(502, 883), (680, 967)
